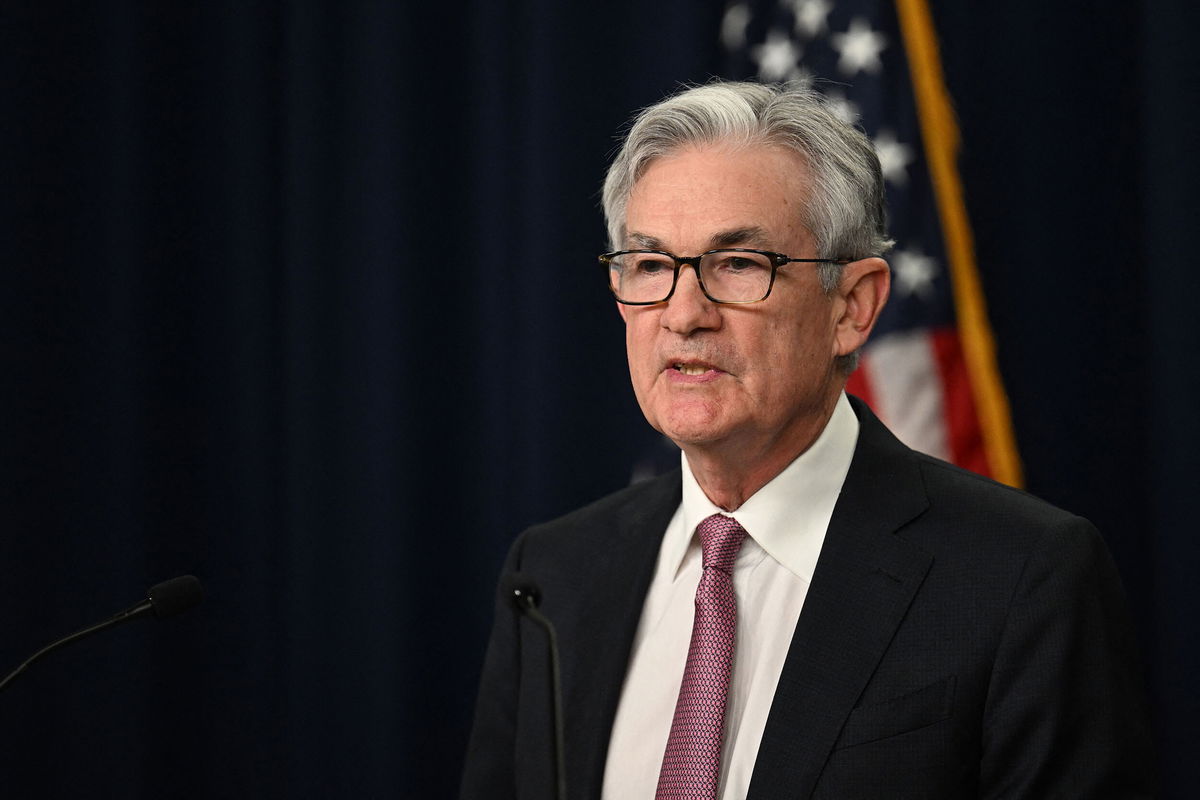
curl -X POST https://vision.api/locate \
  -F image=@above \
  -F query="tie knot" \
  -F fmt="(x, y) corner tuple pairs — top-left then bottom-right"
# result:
(696, 514), (747, 573)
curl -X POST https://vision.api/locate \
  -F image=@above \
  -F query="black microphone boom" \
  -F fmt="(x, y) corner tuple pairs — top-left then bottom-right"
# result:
(0, 575), (203, 693)
(504, 573), (567, 800)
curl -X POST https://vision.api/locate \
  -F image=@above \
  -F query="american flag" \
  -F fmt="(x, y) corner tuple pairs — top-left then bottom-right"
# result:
(720, 0), (1022, 485)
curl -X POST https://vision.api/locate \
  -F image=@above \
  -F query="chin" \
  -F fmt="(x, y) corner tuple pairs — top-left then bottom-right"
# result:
(655, 412), (730, 447)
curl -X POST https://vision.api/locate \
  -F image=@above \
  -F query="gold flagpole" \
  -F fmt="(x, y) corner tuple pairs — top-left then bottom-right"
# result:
(895, 0), (1024, 487)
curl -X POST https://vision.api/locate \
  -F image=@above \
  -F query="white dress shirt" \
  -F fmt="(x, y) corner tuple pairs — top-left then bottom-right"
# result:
(601, 393), (859, 799)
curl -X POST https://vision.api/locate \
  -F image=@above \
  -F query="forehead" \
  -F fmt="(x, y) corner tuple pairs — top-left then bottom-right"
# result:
(625, 144), (812, 251)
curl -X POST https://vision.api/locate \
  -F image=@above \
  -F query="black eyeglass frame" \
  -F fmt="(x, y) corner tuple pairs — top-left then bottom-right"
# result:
(599, 248), (854, 305)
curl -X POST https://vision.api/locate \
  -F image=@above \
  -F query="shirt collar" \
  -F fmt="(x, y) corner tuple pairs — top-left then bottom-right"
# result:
(667, 392), (860, 583)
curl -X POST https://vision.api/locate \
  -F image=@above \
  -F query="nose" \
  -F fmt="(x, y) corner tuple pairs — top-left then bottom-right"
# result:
(660, 263), (721, 335)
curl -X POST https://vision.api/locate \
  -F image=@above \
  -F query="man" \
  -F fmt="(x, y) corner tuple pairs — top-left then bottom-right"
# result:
(461, 81), (1153, 799)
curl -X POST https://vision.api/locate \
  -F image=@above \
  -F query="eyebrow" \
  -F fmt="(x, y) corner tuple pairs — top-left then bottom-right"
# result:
(626, 226), (774, 253)
(709, 227), (771, 249)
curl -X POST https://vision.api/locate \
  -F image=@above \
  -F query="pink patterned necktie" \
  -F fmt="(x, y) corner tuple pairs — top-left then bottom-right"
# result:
(655, 514), (748, 800)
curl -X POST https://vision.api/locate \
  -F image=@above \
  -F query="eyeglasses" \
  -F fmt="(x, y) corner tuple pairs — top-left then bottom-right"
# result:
(599, 248), (851, 305)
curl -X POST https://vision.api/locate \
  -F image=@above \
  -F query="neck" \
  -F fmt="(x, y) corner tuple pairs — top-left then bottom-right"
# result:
(682, 394), (840, 511)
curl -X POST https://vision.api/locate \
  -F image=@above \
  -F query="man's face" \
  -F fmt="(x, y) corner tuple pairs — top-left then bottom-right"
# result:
(619, 144), (848, 460)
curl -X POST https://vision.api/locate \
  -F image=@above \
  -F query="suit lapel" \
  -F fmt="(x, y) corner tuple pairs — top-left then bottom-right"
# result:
(748, 398), (933, 799)
(556, 470), (682, 800)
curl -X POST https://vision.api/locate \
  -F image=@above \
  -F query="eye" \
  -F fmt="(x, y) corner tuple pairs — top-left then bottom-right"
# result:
(628, 254), (673, 275)
(710, 252), (769, 273)
(724, 257), (759, 271)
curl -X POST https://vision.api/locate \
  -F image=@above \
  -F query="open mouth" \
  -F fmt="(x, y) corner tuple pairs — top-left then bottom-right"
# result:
(669, 359), (724, 377)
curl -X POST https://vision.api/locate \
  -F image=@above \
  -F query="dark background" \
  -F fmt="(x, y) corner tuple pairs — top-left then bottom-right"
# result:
(2, 1), (1196, 796)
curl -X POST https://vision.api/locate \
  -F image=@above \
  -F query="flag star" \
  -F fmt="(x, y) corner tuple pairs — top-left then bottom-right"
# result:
(893, 248), (939, 299)
(751, 29), (804, 81)
(831, 17), (888, 76)
(788, 0), (833, 39)
(873, 129), (915, 186)
(721, 2), (752, 51)
(824, 89), (861, 124)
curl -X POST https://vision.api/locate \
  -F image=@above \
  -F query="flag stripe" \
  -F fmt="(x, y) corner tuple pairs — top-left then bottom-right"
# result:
(895, 0), (1024, 487)
(861, 331), (950, 461)
(929, 328), (988, 474)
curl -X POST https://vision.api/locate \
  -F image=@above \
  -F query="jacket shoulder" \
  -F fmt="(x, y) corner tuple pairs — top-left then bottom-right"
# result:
(522, 469), (681, 545)
(503, 469), (681, 576)
(914, 452), (1080, 525)
(846, 393), (1090, 547)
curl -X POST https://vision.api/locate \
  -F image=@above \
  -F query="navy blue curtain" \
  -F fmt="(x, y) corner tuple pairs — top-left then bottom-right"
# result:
(2, 1), (1195, 796)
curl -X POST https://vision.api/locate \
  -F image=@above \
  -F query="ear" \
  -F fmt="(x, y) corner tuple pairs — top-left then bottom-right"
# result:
(832, 257), (890, 358)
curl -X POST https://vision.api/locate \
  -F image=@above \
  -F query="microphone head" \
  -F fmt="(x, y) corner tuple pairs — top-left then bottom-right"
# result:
(502, 572), (542, 610)
(147, 575), (204, 619)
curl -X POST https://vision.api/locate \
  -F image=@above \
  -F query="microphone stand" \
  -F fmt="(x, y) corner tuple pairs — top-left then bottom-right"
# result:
(512, 581), (567, 800)
(0, 575), (202, 693)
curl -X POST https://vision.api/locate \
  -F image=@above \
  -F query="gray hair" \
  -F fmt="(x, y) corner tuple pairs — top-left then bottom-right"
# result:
(601, 80), (894, 295)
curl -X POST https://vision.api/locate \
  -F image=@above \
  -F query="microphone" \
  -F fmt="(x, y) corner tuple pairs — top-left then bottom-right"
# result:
(504, 573), (566, 800)
(0, 575), (203, 693)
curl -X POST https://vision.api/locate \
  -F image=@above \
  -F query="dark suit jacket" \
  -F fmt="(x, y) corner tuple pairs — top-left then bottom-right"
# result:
(461, 398), (1154, 799)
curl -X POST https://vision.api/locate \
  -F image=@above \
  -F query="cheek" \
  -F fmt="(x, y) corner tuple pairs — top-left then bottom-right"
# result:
(765, 315), (819, 360)
(755, 318), (828, 390)
(625, 317), (657, 384)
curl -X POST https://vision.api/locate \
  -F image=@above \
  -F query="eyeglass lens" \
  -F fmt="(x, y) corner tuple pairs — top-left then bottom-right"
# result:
(608, 250), (774, 303)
